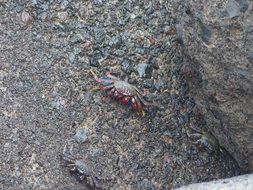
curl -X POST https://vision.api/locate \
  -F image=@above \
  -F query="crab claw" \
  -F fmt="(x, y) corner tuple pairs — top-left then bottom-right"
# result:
(89, 86), (102, 92)
(90, 70), (101, 83)
(90, 70), (114, 87)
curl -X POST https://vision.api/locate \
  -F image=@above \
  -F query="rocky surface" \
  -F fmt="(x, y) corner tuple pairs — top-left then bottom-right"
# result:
(176, 173), (253, 190)
(0, 0), (245, 190)
(177, 0), (253, 172)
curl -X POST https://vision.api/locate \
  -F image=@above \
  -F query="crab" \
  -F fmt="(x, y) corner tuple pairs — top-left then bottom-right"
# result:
(61, 144), (100, 189)
(186, 124), (222, 153)
(90, 70), (153, 115)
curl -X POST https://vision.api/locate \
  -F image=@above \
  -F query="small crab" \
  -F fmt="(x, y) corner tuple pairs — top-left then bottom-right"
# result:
(61, 144), (99, 189)
(90, 70), (154, 115)
(187, 124), (222, 153)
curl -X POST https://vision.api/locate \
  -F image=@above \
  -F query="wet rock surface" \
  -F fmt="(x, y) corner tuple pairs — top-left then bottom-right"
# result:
(0, 1), (243, 190)
(178, 0), (253, 172)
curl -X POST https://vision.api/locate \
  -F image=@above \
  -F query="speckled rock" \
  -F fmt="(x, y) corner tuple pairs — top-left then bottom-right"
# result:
(176, 174), (253, 190)
(178, 0), (253, 171)
(0, 0), (242, 190)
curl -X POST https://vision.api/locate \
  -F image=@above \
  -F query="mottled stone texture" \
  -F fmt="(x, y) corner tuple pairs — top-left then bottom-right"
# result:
(1, 1), (242, 189)
(176, 174), (253, 190)
(179, 0), (253, 171)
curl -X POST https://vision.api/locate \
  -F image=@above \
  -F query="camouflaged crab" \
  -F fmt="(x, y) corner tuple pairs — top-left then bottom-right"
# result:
(90, 70), (153, 114)
(61, 144), (100, 189)
(187, 124), (222, 153)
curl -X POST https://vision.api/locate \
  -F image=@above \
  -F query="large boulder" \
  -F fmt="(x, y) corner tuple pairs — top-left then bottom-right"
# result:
(176, 174), (253, 190)
(178, 0), (253, 171)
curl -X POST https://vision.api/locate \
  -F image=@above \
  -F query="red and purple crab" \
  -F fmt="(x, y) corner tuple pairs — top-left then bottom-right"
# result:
(90, 70), (153, 115)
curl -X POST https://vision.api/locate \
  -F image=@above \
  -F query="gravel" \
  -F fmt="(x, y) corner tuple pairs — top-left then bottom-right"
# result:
(0, 1), (241, 189)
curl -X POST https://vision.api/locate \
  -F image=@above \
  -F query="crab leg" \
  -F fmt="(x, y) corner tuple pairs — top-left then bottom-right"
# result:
(136, 93), (154, 106)
(131, 96), (141, 111)
(62, 155), (75, 162)
(100, 84), (114, 91)
(60, 163), (76, 167)
(90, 70), (100, 82)
(133, 86), (155, 107)
(90, 84), (114, 92)
(105, 71), (119, 80)
(136, 96), (141, 109)
(134, 96), (146, 116)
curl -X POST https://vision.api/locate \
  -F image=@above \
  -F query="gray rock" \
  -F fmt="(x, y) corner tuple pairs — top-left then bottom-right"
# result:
(15, 4), (22, 13)
(58, 11), (68, 23)
(197, 18), (212, 44)
(21, 11), (34, 25)
(239, 0), (249, 12)
(246, 51), (253, 63)
(225, 0), (240, 18)
(135, 63), (153, 78)
(70, 127), (88, 143)
(154, 80), (164, 91)
(60, 0), (69, 10)
(121, 59), (131, 72)
(176, 174), (253, 190)
(140, 179), (155, 190)
(176, 23), (183, 42)
(89, 55), (100, 67)
(136, 63), (147, 77)
(180, 0), (253, 172)
(31, 0), (38, 5)
(68, 52), (75, 64)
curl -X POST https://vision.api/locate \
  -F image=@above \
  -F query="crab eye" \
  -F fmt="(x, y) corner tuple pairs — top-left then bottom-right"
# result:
(131, 98), (137, 107)
(131, 98), (138, 110)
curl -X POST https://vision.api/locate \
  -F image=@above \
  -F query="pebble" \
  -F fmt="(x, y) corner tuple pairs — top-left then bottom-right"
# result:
(70, 127), (88, 143)
(140, 179), (156, 190)
(225, 0), (240, 19)
(21, 11), (33, 25)
(142, 79), (153, 88)
(175, 23), (183, 42)
(39, 12), (48, 21)
(89, 56), (99, 67)
(135, 63), (153, 78)
(60, 0), (69, 10)
(70, 34), (83, 44)
(58, 12), (68, 23)
(108, 35), (121, 47)
(15, 4), (23, 13)
(68, 52), (75, 64)
(136, 63), (147, 77)
(31, 0), (38, 5)
(246, 51), (253, 63)
(121, 59), (131, 72)
(164, 25), (176, 35)
(154, 80), (164, 91)
(239, 0), (249, 12)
